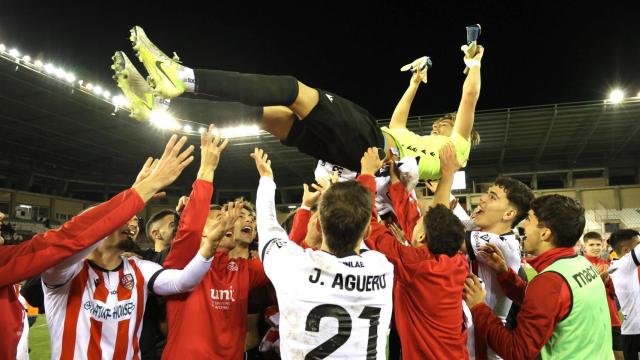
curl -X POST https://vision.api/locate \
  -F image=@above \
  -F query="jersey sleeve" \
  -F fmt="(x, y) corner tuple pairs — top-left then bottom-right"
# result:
(0, 188), (144, 288)
(163, 179), (214, 269)
(387, 182), (420, 241)
(466, 231), (521, 271)
(138, 253), (212, 296)
(611, 242), (640, 275)
(257, 177), (306, 284)
(41, 242), (100, 287)
(288, 208), (311, 246)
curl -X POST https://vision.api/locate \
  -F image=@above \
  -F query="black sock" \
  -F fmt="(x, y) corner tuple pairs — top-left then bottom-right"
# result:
(169, 98), (263, 126)
(194, 69), (299, 106)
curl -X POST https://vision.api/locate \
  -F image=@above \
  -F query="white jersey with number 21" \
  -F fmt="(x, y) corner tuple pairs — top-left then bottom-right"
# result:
(257, 177), (394, 360)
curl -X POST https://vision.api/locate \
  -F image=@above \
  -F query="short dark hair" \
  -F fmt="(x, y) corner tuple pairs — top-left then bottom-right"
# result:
(530, 195), (585, 248)
(318, 181), (372, 255)
(222, 197), (256, 216)
(493, 177), (535, 228)
(608, 229), (640, 254)
(583, 231), (603, 243)
(145, 209), (177, 238)
(424, 204), (465, 256)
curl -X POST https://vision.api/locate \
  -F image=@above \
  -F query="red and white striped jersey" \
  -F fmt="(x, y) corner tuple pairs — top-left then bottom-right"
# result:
(44, 257), (159, 360)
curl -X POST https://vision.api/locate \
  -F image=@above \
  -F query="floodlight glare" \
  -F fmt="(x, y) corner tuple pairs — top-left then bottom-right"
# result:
(608, 89), (624, 104)
(150, 111), (181, 130)
(44, 63), (55, 74)
(65, 72), (76, 83)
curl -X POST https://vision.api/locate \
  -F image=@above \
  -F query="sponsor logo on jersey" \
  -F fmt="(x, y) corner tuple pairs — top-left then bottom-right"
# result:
(210, 286), (237, 310)
(83, 300), (136, 321)
(120, 274), (135, 290)
(227, 261), (239, 272)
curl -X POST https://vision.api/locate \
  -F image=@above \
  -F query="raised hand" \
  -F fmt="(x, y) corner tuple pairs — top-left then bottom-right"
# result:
(175, 195), (189, 213)
(461, 44), (484, 68)
(200, 201), (243, 258)
(133, 135), (195, 202)
(302, 183), (324, 208)
(250, 148), (274, 179)
(463, 274), (486, 308)
(439, 142), (461, 178)
(360, 147), (383, 176)
(477, 243), (509, 274)
(198, 124), (229, 181)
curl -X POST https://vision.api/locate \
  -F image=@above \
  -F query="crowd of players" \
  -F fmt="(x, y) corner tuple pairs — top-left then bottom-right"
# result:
(0, 26), (639, 360)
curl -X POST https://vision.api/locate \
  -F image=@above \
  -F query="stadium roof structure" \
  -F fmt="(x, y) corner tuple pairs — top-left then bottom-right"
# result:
(1, 53), (639, 202)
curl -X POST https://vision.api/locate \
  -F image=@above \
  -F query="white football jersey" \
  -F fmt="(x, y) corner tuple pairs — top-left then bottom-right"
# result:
(43, 258), (160, 360)
(609, 243), (640, 335)
(465, 230), (520, 360)
(258, 177), (394, 359)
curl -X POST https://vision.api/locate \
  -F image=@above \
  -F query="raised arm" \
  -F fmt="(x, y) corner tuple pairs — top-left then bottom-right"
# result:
(389, 68), (426, 129)
(164, 125), (228, 269)
(453, 45), (483, 141)
(150, 202), (241, 295)
(0, 135), (194, 287)
(432, 143), (461, 207)
(252, 149), (305, 283)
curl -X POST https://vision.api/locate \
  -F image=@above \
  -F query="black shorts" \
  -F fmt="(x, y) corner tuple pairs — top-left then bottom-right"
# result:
(283, 89), (385, 171)
(622, 333), (640, 359)
(612, 326), (623, 352)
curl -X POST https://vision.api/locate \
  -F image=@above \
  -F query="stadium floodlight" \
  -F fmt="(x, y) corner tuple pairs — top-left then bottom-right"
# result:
(112, 95), (130, 108)
(0, 44), (5, 52)
(220, 124), (260, 138)
(44, 63), (55, 74)
(54, 67), (66, 79)
(22, 55), (31, 62)
(34, 60), (43, 68)
(85, 82), (94, 90)
(8, 48), (20, 58)
(150, 110), (181, 130)
(65, 72), (76, 83)
(102, 90), (111, 99)
(288, 205), (297, 209)
(608, 89), (624, 104)
(93, 85), (103, 96)
(183, 124), (193, 132)
(198, 127), (206, 134)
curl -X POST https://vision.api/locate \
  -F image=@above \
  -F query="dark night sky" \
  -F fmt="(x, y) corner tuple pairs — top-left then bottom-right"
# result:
(0, 1), (638, 117)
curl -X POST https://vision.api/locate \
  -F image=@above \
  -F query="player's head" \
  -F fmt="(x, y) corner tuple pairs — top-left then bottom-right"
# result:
(473, 177), (534, 233)
(112, 215), (140, 251)
(146, 209), (177, 250)
(582, 231), (604, 257)
(430, 112), (480, 146)
(420, 204), (465, 256)
(318, 181), (371, 255)
(522, 195), (585, 255)
(608, 229), (640, 257)
(223, 198), (257, 247)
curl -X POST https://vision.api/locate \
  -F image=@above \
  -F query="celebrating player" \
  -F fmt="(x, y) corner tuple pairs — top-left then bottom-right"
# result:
(114, 26), (482, 182)
(253, 147), (394, 359)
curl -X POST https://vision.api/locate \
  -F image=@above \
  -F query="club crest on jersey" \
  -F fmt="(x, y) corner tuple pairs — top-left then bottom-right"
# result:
(227, 261), (239, 272)
(120, 274), (135, 290)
